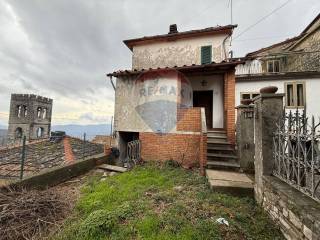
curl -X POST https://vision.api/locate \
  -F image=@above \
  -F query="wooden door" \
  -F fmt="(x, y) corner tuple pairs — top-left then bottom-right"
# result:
(193, 91), (213, 129)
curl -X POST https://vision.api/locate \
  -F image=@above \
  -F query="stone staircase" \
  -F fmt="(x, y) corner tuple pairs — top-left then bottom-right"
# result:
(206, 129), (240, 171)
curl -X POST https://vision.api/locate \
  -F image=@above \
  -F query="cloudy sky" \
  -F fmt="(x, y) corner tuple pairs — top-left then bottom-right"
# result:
(0, 0), (319, 126)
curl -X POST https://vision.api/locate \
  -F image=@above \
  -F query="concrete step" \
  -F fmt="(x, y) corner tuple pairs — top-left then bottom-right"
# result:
(207, 153), (238, 159)
(206, 169), (254, 197)
(207, 145), (234, 152)
(207, 139), (229, 144)
(98, 164), (128, 173)
(207, 134), (227, 139)
(206, 160), (240, 171)
(207, 130), (226, 134)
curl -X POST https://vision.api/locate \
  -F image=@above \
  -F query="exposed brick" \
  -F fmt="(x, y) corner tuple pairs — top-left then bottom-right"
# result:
(177, 107), (201, 132)
(140, 132), (206, 174)
(224, 70), (236, 145)
(63, 136), (75, 163)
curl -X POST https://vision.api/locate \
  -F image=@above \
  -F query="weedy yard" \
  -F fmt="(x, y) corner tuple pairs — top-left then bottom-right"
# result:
(53, 163), (284, 240)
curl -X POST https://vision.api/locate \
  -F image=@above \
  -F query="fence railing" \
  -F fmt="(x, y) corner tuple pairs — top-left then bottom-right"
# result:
(273, 109), (320, 202)
(125, 140), (141, 168)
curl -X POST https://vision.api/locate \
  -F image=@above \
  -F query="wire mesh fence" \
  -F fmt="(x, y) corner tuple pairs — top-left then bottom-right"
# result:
(0, 133), (106, 182)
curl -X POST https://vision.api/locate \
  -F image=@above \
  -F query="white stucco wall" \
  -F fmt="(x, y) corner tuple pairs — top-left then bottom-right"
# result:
(132, 34), (230, 70)
(235, 78), (320, 118)
(189, 75), (224, 128)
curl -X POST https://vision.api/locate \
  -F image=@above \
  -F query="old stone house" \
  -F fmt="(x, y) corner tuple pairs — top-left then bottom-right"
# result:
(236, 13), (320, 117)
(108, 24), (243, 173)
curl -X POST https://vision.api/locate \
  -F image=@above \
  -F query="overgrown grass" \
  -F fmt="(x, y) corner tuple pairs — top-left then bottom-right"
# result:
(53, 163), (284, 240)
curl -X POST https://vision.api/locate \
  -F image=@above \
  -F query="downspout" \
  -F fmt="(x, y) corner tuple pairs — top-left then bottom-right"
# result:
(109, 75), (116, 91)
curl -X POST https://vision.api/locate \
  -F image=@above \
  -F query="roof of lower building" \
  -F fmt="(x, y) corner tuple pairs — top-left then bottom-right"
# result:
(123, 24), (237, 50)
(106, 59), (244, 77)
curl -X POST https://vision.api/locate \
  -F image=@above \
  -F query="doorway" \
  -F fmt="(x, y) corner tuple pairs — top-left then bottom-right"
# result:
(193, 91), (213, 129)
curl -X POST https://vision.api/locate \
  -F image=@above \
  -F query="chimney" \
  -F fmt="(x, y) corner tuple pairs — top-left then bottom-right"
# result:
(168, 24), (178, 34)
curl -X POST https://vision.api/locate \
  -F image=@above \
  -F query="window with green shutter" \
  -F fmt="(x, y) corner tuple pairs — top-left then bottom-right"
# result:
(201, 45), (212, 64)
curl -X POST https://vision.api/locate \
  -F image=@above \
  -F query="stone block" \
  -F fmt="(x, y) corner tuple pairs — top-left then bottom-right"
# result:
(283, 208), (289, 218)
(289, 210), (302, 230)
(303, 225), (313, 240)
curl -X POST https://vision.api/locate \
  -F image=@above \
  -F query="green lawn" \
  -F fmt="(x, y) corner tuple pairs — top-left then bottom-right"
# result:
(53, 163), (284, 240)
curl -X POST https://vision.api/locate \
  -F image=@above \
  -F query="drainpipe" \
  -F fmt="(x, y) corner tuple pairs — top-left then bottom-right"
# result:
(109, 75), (116, 91)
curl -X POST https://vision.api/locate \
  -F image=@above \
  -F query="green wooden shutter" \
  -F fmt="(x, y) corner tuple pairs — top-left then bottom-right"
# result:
(201, 45), (212, 64)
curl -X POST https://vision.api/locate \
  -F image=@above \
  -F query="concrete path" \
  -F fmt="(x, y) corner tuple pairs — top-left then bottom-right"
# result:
(98, 164), (128, 173)
(206, 169), (254, 197)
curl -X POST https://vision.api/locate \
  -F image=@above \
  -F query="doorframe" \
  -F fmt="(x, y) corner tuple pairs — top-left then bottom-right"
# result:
(193, 90), (213, 129)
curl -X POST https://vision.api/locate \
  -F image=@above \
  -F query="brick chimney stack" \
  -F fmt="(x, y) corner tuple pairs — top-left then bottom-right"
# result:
(168, 24), (178, 34)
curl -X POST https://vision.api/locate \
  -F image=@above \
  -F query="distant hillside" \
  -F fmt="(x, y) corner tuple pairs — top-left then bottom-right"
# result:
(51, 124), (111, 140)
(0, 129), (8, 145)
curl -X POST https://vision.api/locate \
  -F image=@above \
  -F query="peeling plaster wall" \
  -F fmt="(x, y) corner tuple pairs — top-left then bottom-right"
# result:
(114, 73), (193, 134)
(132, 34), (230, 70)
(188, 74), (224, 128)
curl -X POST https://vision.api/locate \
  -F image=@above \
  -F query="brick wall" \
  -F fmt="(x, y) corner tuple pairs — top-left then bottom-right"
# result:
(177, 107), (201, 132)
(139, 107), (207, 175)
(224, 70), (236, 145)
(140, 132), (200, 165)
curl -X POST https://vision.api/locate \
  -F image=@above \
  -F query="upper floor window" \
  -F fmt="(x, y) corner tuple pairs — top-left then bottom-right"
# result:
(17, 105), (22, 118)
(37, 107), (42, 118)
(42, 108), (47, 119)
(240, 92), (260, 100)
(267, 60), (280, 73)
(285, 82), (305, 108)
(201, 45), (212, 65)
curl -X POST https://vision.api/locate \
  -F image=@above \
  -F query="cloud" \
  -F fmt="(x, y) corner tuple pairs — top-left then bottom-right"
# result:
(79, 112), (110, 123)
(0, 0), (319, 125)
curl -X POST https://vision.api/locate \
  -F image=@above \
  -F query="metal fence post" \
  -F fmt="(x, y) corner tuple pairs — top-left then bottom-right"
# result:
(83, 133), (86, 159)
(20, 136), (26, 180)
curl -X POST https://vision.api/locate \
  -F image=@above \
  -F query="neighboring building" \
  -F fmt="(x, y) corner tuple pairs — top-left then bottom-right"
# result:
(108, 24), (243, 172)
(235, 13), (320, 117)
(7, 94), (53, 143)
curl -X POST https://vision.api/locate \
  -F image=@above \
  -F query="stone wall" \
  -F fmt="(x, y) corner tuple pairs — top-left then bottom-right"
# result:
(235, 105), (254, 172)
(261, 176), (320, 240)
(252, 93), (320, 240)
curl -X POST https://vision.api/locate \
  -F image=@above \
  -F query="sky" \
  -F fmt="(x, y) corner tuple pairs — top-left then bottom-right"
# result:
(0, 0), (319, 126)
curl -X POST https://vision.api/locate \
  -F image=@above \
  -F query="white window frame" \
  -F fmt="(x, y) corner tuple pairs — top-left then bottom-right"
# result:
(240, 92), (260, 100)
(284, 81), (306, 109)
(267, 60), (280, 73)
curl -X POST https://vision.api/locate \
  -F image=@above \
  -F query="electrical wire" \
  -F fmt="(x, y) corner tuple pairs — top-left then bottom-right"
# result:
(234, 0), (294, 40)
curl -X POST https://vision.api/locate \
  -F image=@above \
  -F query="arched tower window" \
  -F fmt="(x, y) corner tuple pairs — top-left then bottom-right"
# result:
(42, 108), (47, 119)
(37, 107), (42, 118)
(37, 127), (44, 138)
(17, 105), (22, 118)
(15, 127), (23, 139)
(23, 106), (28, 117)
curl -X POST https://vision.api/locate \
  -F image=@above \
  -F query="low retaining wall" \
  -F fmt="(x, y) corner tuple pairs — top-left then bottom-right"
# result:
(260, 176), (320, 240)
(3, 153), (110, 190)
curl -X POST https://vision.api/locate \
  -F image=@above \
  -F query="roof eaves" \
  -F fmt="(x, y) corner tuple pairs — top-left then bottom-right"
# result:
(301, 13), (320, 34)
(106, 59), (244, 77)
(245, 35), (303, 57)
(123, 24), (237, 50)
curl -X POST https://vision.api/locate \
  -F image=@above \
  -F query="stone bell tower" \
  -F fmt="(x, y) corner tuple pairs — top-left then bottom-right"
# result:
(7, 94), (53, 142)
